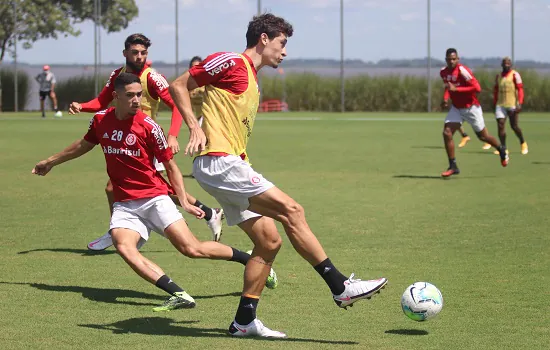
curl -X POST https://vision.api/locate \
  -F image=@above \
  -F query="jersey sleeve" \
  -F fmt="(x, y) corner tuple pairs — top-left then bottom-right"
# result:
(147, 71), (183, 137)
(144, 117), (174, 163)
(513, 71), (524, 105)
(189, 52), (245, 87)
(493, 74), (499, 105)
(457, 66), (481, 93)
(83, 115), (99, 144)
(81, 69), (118, 112)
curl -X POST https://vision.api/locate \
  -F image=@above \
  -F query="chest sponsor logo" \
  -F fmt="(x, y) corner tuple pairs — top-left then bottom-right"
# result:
(208, 60), (236, 76)
(125, 133), (137, 146)
(102, 146), (141, 157)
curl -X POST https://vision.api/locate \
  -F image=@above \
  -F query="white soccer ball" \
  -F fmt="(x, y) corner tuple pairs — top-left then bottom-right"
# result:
(401, 282), (443, 321)
(54, 111), (63, 118)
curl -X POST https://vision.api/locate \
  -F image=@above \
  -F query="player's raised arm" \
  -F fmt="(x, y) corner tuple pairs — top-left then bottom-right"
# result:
(169, 71), (206, 156)
(32, 139), (96, 176)
(69, 69), (118, 115)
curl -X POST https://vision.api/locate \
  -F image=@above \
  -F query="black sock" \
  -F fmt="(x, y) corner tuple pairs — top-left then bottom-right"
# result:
(235, 296), (259, 325)
(314, 258), (347, 295)
(519, 136), (525, 144)
(229, 247), (250, 266)
(194, 200), (213, 221)
(155, 275), (184, 295)
(462, 132), (468, 137)
(449, 158), (457, 169)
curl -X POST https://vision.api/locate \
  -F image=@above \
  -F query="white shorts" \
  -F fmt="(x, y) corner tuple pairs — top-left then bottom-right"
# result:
(445, 105), (486, 133)
(193, 155), (274, 226)
(495, 106), (516, 120)
(110, 195), (183, 248)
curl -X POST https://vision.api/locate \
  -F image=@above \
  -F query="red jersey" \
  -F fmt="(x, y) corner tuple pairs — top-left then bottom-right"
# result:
(189, 52), (257, 94)
(440, 64), (481, 108)
(81, 66), (183, 137)
(83, 107), (174, 202)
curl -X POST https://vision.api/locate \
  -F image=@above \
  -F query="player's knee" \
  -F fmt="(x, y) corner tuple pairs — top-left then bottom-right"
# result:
(258, 233), (283, 253)
(177, 242), (204, 259)
(442, 128), (453, 138)
(281, 201), (305, 224)
(114, 242), (139, 261)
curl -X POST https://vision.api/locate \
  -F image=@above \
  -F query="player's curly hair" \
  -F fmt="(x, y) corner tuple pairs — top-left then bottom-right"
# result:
(246, 13), (293, 48)
(189, 56), (203, 68)
(124, 33), (152, 50)
(114, 72), (141, 91)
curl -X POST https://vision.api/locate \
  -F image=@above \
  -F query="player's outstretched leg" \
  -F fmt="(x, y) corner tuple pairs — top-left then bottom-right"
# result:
(248, 188), (387, 310)
(476, 128), (509, 167)
(441, 123), (461, 177)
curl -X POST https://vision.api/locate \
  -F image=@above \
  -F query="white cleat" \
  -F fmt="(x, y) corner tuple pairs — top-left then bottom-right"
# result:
(206, 208), (224, 242)
(333, 273), (387, 309)
(228, 319), (287, 338)
(87, 231), (114, 251)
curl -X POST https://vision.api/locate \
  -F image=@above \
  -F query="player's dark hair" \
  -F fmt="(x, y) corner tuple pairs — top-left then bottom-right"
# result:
(189, 56), (203, 68)
(114, 73), (141, 91)
(446, 48), (458, 57)
(124, 33), (152, 50)
(246, 13), (294, 48)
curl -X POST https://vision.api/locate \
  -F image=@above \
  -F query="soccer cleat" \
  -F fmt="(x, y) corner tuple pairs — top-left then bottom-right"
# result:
(493, 149), (509, 155)
(87, 231), (113, 251)
(153, 291), (196, 312)
(228, 319), (287, 338)
(206, 208), (224, 242)
(333, 273), (387, 309)
(54, 111), (63, 118)
(500, 150), (510, 167)
(246, 250), (278, 289)
(482, 143), (492, 150)
(458, 136), (471, 148)
(521, 142), (528, 155)
(441, 167), (460, 178)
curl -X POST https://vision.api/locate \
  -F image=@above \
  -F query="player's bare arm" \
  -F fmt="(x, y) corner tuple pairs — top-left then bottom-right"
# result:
(169, 72), (206, 156)
(32, 138), (96, 176)
(163, 159), (205, 219)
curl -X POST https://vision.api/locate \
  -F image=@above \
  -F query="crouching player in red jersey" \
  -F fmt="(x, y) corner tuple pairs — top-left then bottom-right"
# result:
(440, 48), (509, 177)
(69, 34), (224, 250)
(32, 73), (277, 311)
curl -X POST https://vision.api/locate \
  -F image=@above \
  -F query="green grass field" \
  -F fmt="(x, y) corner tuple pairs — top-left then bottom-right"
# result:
(1, 111), (549, 350)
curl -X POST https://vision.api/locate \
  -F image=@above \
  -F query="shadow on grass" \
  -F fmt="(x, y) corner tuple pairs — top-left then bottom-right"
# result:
(393, 175), (442, 179)
(0, 281), (240, 306)
(411, 146), (444, 150)
(532, 161), (550, 165)
(80, 316), (359, 344)
(385, 329), (429, 336)
(17, 248), (169, 256)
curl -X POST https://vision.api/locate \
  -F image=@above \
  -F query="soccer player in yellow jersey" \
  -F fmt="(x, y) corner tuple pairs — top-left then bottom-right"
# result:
(169, 13), (387, 338)
(482, 57), (528, 154)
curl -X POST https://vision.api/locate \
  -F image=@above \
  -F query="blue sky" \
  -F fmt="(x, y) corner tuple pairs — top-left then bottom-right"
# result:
(13, 0), (550, 65)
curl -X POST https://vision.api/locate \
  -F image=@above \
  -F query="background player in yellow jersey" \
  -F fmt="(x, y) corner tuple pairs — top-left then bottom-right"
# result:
(68, 34), (224, 249)
(169, 13), (387, 338)
(482, 57), (528, 154)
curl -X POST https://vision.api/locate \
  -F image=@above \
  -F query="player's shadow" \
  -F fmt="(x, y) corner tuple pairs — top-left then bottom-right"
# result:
(393, 175), (442, 179)
(80, 316), (359, 344)
(17, 248), (169, 256)
(0, 281), (240, 307)
(532, 161), (550, 165)
(385, 329), (429, 336)
(411, 145), (444, 150)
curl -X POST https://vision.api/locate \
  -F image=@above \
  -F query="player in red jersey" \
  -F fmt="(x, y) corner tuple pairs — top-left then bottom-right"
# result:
(440, 48), (509, 177)
(32, 73), (276, 311)
(170, 13), (387, 338)
(68, 34), (224, 249)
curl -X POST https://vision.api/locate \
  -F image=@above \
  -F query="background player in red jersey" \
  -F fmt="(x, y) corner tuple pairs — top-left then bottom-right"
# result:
(67, 34), (224, 249)
(440, 48), (509, 177)
(32, 73), (276, 311)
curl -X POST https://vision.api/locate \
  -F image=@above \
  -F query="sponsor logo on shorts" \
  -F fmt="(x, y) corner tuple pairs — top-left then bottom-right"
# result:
(125, 133), (137, 146)
(251, 176), (261, 184)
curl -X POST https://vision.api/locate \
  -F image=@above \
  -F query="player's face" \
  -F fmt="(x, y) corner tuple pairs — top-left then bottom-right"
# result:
(502, 59), (512, 72)
(123, 44), (149, 72)
(446, 53), (459, 69)
(114, 82), (142, 115)
(262, 33), (288, 68)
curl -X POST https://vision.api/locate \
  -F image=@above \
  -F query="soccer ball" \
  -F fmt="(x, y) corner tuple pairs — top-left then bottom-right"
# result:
(401, 282), (443, 321)
(54, 111), (63, 118)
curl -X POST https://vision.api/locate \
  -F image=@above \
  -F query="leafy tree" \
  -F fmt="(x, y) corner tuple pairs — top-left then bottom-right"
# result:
(0, 0), (138, 62)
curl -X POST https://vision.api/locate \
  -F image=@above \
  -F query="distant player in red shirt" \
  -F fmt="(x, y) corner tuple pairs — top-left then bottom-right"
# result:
(67, 34), (224, 250)
(32, 73), (276, 311)
(440, 48), (509, 177)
